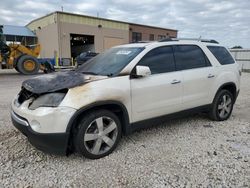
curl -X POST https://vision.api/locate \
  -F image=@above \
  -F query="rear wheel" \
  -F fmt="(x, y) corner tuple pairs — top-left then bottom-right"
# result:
(74, 110), (122, 159)
(17, 55), (40, 75)
(209, 90), (234, 121)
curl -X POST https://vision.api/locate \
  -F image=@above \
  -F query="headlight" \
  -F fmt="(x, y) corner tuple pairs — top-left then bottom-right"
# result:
(29, 93), (66, 110)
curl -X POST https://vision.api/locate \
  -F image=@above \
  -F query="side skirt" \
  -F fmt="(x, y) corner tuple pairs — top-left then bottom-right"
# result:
(125, 104), (212, 134)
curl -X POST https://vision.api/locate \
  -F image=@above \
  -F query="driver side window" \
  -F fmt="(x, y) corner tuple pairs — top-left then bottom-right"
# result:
(138, 46), (175, 74)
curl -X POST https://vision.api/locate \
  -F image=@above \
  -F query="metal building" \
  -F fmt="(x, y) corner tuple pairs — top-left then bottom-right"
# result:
(1, 25), (37, 45)
(26, 11), (177, 59)
(230, 49), (250, 70)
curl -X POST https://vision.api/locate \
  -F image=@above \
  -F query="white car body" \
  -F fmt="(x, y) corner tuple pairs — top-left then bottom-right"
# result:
(11, 39), (241, 155)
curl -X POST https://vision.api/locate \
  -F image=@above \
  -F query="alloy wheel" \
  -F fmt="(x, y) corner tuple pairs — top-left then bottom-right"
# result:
(84, 116), (118, 155)
(217, 94), (232, 119)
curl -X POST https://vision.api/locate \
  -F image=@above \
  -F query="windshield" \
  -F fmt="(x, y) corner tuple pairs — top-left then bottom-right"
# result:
(76, 47), (144, 76)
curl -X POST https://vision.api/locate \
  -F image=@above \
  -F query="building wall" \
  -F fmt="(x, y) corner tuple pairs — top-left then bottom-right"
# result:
(27, 12), (177, 59)
(27, 13), (59, 58)
(33, 23), (59, 58)
(59, 13), (128, 31)
(28, 12), (129, 59)
(27, 13), (56, 31)
(129, 24), (177, 42)
(103, 37), (124, 50)
(59, 22), (129, 58)
(58, 13), (129, 58)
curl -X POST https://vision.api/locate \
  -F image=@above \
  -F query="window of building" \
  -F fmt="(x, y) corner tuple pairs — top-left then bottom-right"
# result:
(207, 46), (235, 65)
(132, 32), (142, 42)
(173, 45), (208, 70)
(149, 34), (154, 41)
(137, 46), (175, 74)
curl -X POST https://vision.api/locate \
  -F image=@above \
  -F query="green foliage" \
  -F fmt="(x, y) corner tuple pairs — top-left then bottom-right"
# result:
(231, 46), (243, 49)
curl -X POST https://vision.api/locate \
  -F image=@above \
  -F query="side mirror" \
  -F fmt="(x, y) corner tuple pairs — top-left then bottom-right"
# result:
(135, 65), (151, 77)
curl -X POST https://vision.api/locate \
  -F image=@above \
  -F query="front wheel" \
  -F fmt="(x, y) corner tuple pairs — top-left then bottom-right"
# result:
(74, 110), (122, 159)
(209, 90), (234, 121)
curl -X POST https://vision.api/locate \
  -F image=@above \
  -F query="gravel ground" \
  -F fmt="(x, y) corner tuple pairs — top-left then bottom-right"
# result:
(0, 69), (249, 187)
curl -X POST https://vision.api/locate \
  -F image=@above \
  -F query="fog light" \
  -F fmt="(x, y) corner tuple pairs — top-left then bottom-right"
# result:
(30, 120), (41, 132)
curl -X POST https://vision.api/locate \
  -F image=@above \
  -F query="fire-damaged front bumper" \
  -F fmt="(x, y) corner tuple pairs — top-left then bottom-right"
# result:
(11, 111), (69, 155)
(10, 71), (107, 155)
(11, 96), (76, 155)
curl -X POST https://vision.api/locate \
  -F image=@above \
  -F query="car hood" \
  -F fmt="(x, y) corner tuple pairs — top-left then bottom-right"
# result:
(22, 71), (108, 94)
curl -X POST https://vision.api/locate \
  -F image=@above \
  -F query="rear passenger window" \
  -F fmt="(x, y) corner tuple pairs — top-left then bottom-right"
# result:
(207, 46), (235, 65)
(174, 45), (208, 71)
(138, 46), (175, 74)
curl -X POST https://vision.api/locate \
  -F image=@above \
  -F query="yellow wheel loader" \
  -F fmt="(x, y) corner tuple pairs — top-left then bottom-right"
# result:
(0, 43), (41, 74)
(0, 25), (52, 75)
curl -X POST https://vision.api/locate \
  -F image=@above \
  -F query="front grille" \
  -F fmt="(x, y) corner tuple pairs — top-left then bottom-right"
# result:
(18, 88), (35, 104)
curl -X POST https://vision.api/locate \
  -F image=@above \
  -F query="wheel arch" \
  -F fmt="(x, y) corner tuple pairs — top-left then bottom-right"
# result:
(66, 101), (130, 136)
(215, 82), (237, 102)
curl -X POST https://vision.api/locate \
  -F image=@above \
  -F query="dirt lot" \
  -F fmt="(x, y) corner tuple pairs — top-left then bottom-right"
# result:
(0, 69), (249, 187)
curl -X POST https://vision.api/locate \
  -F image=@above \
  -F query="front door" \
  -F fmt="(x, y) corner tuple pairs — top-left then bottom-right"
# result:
(130, 46), (183, 123)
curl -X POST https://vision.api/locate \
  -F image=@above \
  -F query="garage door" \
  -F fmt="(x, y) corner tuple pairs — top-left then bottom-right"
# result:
(103, 37), (124, 50)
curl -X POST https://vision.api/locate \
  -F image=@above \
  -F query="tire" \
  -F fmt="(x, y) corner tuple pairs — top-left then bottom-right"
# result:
(209, 89), (234, 121)
(74, 110), (122, 159)
(17, 55), (40, 75)
(14, 66), (20, 73)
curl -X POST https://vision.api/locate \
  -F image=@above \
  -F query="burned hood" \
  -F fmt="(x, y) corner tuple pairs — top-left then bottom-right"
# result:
(22, 71), (107, 94)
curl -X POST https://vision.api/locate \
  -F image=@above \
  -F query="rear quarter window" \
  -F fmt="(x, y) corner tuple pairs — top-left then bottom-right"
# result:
(207, 46), (235, 65)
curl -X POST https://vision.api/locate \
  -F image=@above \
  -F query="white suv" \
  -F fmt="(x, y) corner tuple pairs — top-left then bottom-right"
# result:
(11, 39), (241, 159)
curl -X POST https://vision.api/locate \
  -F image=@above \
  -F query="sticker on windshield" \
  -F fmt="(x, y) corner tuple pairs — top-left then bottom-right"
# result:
(116, 50), (132, 55)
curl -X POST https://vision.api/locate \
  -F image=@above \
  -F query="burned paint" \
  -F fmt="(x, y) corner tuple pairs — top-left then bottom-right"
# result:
(22, 71), (107, 94)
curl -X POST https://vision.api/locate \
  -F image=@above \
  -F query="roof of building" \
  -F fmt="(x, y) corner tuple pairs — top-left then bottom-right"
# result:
(1, 25), (36, 37)
(27, 11), (178, 32)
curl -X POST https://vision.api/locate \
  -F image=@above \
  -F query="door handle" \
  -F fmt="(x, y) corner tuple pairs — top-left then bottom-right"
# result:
(208, 74), (215, 78)
(171, 79), (181, 84)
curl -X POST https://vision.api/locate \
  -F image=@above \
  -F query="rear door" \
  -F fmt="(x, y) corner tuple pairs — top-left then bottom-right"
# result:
(130, 46), (183, 122)
(173, 45), (216, 109)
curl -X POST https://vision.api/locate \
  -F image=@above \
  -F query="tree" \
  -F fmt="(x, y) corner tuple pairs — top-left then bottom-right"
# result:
(231, 46), (243, 49)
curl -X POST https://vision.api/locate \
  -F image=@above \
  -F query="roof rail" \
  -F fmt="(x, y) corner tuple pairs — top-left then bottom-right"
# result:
(136, 41), (155, 43)
(159, 38), (219, 44)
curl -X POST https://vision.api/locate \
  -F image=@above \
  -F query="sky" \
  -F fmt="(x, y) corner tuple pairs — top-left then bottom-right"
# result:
(0, 0), (250, 48)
